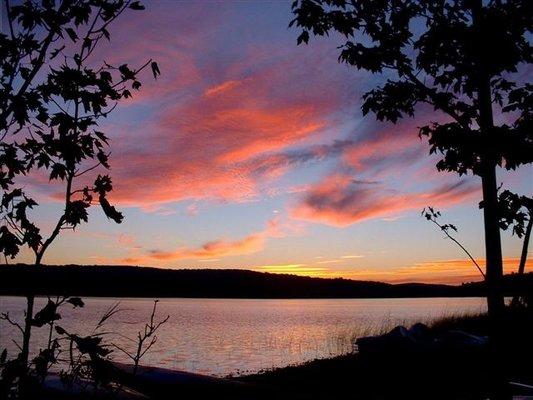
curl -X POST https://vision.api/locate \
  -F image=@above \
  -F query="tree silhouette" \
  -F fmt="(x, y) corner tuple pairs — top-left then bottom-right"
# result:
(497, 190), (533, 304)
(0, 0), (159, 370)
(290, 0), (532, 321)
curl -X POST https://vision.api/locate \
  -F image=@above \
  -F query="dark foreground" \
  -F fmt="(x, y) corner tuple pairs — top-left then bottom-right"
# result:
(238, 307), (533, 399)
(33, 306), (533, 400)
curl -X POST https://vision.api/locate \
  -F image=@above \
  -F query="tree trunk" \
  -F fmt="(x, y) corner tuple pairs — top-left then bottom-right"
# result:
(472, 0), (505, 320)
(517, 216), (532, 276)
(20, 295), (35, 365)
(20, 255), (42, 366)
(473, 2), (509, 398)
(480, 167), (505, 318)
(511, 216), (532, 305)
(478, 73), (505, 318)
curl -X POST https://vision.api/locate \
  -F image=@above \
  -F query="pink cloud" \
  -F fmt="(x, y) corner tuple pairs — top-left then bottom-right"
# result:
(204, 80), (243, 97)
(105, 45), (352, 206)
(292, 175), (479, 227)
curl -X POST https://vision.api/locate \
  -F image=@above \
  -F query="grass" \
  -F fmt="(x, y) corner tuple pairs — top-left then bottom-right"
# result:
(429, 311), (490, 334)
(237, 306), (533, 400)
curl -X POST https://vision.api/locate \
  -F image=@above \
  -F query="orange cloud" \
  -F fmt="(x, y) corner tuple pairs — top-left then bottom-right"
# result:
(125, 217), (284, 263)
(149, 233), (264, 260)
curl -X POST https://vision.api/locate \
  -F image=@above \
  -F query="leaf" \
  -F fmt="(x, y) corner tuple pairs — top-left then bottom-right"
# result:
(55, 326), (67, 335)
(32, 300), (61, 327)
(129, 1), (145, 10)
(94, 131), (109, 145)
(97, 150), (110, 169)
(72, 335), (111, 357)
(50, 45), (65, 60)
(150, 61), (160, 79)
(83, 37), (92, 50)
(0, 226), (21, 259)
(67, 297), (85, 308)
(297, 31), (309, 45)
(100, 71), (112, 83)
(64, 200), (89, 227)
(94, 175), (113, 194)
(99, 195), (123, 224)
(65, 27), (78, 42)
(50, 163), (67, 181)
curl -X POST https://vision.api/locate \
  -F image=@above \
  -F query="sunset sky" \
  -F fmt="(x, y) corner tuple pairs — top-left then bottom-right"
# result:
(12, 1), (532, 284)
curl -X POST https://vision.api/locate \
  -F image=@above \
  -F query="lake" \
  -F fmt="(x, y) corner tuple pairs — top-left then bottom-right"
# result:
(0, 296), (487, 376)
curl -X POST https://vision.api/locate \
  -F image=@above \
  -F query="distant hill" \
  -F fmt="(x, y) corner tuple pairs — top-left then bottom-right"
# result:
(0, 264), (532, 299)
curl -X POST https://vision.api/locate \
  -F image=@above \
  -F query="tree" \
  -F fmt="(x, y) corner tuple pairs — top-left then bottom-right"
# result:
(497, 190), (533, 277)
(0, 0), (160, 371)
(290, 0), (532, 321)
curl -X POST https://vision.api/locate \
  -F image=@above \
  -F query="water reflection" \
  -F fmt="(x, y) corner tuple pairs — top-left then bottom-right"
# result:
(0, 297), (486, 376)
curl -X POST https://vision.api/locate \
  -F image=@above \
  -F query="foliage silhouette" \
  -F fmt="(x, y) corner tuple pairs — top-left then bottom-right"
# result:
(497, 190), (533, 276)
(290, 0), (532, 322)
(0, 0), (159, 395)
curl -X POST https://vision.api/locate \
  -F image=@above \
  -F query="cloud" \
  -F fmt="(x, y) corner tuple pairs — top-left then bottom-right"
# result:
(186, 203), (199, 216)
(127, 217), (284, 263)
(204, 80), (243, 97)
(82, 10), (361, 210)
(285, 115), (483, 227)
(243, 139), (355, 178)
(23, 4), (474, 228)
(148, 233), (265, 261)
(293, 177), (479, 227)
(316, 259), (342, 264)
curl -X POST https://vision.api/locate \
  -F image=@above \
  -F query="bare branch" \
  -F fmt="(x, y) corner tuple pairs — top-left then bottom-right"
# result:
(422, 207), (486, 278)
(1, 312), (24, 335)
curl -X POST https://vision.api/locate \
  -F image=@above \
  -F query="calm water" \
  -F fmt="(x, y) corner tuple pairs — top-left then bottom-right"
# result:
(0, 296), (486, 376)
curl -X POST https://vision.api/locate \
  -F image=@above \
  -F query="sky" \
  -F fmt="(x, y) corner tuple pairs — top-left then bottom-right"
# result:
(11, 1), (532, 284)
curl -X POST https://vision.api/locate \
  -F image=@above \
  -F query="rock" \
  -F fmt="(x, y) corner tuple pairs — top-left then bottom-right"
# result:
(356, 325), (414, 354)
(409, 323), (432, 341)
(111, 362), (255, 400)
(40, 373), (148, 400)
(436, 330), (488, 348)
